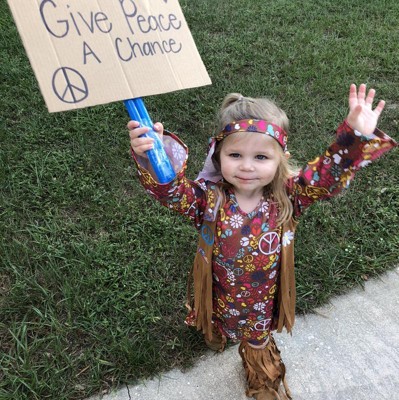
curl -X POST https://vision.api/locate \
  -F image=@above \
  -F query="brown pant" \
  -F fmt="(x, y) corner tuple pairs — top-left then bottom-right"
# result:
(239, 335), (292, 400)
(205, 330), (292, 399)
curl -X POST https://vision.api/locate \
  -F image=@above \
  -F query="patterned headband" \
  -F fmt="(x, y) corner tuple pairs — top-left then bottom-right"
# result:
(215, 119), (288, 153)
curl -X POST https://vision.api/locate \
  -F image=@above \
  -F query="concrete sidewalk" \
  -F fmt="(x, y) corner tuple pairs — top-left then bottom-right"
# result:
(89, 267), (399, 400)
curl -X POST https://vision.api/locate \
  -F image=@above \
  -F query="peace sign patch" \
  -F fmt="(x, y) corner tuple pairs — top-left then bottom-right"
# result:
(259, 232), (281, 255)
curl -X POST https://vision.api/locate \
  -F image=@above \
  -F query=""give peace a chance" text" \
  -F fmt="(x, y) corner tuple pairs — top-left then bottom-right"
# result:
(39, 0), (183, 64)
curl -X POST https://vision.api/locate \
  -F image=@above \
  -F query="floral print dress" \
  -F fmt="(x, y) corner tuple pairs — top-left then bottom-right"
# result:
(132, 121), (396, 345)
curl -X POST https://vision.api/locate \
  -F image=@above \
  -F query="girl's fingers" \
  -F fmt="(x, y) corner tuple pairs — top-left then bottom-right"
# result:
(365, 88), (375, 106)
(357, 83), (366, 104)
(128, 120), (163, 157)
(130, 136), (154, 148)
(153, 122), (163, 132)
(349, 83), (358, 109)
(129, 126), (149, 140)
(127, 120), (140, 130)
(349, 84), (381, 111)
(374, 100), (386, 117)
(128, 121), (163, 138)
(130, 138), (154, 156)
(133, 143), (154, 154)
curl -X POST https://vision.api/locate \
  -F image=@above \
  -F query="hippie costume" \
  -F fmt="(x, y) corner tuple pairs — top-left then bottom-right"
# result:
(131, 120), (396, 399)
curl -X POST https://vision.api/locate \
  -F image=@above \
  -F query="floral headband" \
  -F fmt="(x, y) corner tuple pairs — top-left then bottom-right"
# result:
(196, 119), (288, 183)
(215, 119), (288, 153)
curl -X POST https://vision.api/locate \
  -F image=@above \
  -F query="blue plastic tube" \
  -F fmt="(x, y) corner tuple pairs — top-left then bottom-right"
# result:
(125, 98), (176, 183)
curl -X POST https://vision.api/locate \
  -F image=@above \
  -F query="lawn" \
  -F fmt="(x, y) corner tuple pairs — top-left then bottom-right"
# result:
(1, 0), (398, 399)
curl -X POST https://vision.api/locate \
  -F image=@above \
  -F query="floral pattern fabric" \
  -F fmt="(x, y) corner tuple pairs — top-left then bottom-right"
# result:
(132, 121), (396, 345)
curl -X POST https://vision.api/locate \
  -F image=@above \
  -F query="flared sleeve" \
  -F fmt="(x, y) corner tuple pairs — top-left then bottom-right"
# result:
(290, 121), (397, 218)
(131, 131), (221, 229)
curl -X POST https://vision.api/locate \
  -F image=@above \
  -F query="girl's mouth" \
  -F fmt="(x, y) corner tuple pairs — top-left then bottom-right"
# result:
(236, 177), (257, 182)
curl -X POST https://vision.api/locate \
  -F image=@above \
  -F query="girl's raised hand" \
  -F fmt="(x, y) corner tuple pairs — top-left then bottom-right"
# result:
(128, 120), (164, 157)
(346, 83), (385, 136)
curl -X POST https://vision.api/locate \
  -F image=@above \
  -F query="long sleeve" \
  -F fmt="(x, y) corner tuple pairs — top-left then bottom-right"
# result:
(290, 120), (397, 218)
(131, 131), (218, 229)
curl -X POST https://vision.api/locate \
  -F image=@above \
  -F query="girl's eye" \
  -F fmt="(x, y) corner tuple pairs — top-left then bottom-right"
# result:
(256, 155), (268, 160)
(229, 153), (241, 158)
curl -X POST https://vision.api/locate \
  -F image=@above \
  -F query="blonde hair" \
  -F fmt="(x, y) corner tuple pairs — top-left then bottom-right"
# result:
(213, 93), (299, 226)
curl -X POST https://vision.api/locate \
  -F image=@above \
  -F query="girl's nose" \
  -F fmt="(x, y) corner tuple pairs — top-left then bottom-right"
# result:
(239, 160), (255, 171)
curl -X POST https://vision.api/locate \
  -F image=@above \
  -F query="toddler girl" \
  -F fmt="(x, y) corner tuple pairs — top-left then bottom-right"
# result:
(128, 84), (397, 399)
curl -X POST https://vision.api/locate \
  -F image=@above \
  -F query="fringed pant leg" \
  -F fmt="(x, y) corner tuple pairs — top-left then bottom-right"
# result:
(238, 335), (292, 400)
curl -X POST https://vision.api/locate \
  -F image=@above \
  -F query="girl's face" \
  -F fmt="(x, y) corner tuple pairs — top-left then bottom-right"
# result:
(219, 132), (281, 198)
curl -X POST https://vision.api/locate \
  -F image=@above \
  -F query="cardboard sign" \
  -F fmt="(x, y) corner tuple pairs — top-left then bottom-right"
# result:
(7, 0), (211, 112)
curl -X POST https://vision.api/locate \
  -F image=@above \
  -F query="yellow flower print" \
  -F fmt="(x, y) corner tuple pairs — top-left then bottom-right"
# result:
(226, 295), (234, 303)
(218, 299), (225, 309)
(245, 264), (256, 272)
(180, 195), (188, 209)
(207, 190), (215, 209)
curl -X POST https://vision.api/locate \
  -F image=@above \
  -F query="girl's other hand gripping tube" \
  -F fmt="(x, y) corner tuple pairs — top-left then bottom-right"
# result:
(128, 120), (164, 158)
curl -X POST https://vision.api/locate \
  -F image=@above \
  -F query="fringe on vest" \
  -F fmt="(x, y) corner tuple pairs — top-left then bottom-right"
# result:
(185, 187), (225, 342)
(275, 218), (298, 334)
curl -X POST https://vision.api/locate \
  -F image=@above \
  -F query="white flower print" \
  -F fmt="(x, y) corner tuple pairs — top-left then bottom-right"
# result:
(229, 309), (240, 316)
(226, 269), (235, 284)
(254, 302), (266, 312)
(282, 230), (294, 247)
(171, 142), (186, 162)
(230, 214), (243, 229)
(260, 201), (270, 213)
(269, 270), (277, 279)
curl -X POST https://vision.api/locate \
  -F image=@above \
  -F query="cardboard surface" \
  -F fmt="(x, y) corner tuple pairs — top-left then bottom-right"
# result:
(7, 0), (211, 112)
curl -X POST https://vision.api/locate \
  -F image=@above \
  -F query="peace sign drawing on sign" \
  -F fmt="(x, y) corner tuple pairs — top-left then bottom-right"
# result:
(52, 67), (89, 104)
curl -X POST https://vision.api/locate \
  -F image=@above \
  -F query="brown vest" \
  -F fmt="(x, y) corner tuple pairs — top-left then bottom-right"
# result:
(186, 192), (298, 341)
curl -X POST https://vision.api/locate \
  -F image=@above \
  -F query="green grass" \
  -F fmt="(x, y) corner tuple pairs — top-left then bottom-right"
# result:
(1, 0), (398, 398)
